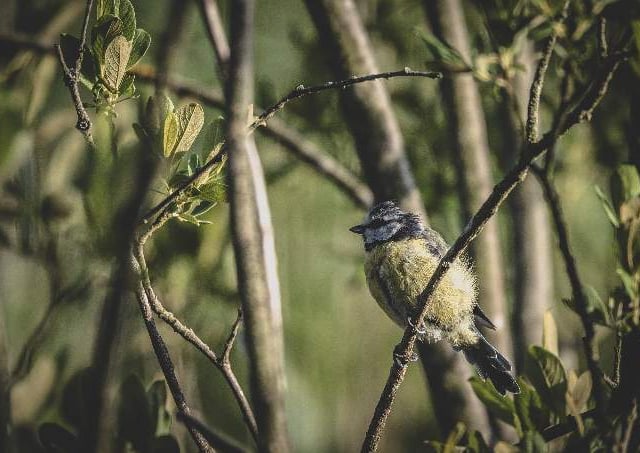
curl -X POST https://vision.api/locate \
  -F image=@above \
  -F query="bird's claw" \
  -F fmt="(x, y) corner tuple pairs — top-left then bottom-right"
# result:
(407, 316), (427, 335)
(393, 347), (419, 367)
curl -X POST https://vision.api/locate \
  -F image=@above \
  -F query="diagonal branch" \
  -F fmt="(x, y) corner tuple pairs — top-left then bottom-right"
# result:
(140, 67), (440, 224)
(360, 46), (629, 453)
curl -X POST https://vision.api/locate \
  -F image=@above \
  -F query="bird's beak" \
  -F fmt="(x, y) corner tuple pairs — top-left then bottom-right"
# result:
(349, 224), (365, 235)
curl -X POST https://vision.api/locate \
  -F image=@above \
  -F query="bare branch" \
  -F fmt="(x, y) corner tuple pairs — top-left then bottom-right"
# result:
(222, 309), (243, 365)
(140, 67), (440, 224)
(525, 1), (569, 144)
(598, 17), (608, 59)
(530, 165), (607, 426)
(177, 412), (249, 453)
(196, 0), (231, 77)
(132, 279), (212, 452)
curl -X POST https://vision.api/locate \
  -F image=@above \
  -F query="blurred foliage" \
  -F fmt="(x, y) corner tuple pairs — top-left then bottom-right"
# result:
(0, 0), (639, 452)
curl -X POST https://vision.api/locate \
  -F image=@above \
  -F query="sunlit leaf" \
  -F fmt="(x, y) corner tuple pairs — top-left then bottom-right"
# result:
(128, 28), (151, 68)
(419, 31), (470, 71)
(103, 35), (132, 92)
(611, 164), (640, 210)
(466, 430), (491, 453)
(163, 112), (178, 157)
(594, 185), (620, 227)
(145, 93), (174, 136)
(520, 431), (546, 453)
(469, 376), (517, 426)
(174, 103), (205, 152)
(542, 310), (558, 356)
(96, 0), (118, 19)
(91, 15), (123, 63)
(526, 346), (567, 416)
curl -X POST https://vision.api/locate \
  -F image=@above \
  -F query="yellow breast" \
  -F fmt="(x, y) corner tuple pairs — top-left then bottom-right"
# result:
(363, 238), (477, 344)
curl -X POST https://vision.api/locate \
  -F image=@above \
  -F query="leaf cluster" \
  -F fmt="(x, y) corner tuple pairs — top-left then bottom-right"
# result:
(60, 0), (151, 111)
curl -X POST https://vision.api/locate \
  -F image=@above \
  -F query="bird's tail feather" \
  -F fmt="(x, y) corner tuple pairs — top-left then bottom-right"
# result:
(462, 332), (519, 395)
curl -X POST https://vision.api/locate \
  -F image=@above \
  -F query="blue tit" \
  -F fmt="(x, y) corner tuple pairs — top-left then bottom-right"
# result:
(350, 200), (519, 395)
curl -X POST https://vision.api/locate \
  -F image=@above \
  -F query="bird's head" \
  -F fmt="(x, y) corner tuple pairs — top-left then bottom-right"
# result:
(350, 200), (423, 249)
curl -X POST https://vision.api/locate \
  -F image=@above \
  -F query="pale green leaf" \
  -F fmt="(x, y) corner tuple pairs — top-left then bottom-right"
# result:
(469, 376), (516, 426)
(174, 103), (205, 152)
(526, 346), (567, 416)
(103, 36), (132, 92)
(163, 113), (178, 157)
(127, 28), (151, 68)
(96, 0), (118, 19)
(145, 94), (174, 136)
(595, 185), (620, 227)
(118, 0), (136, 41)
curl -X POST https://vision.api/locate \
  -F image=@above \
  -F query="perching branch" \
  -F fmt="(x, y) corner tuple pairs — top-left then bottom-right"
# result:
(140, 67), (440, 224)
(531, 165), (608, 426)
(54, 0), (94, 143)
(360, 44), (628, 453)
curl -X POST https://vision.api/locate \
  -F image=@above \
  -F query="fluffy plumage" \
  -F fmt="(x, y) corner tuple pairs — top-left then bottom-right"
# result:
(351, 201), (519, 395)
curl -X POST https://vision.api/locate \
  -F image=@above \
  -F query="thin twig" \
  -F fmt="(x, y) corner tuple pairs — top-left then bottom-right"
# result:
(525, 0), (569, 144)
(135, 211), (259, 441)
(140, 68), (440, 224)
(222, 309), (243, 365)
(54, 0), (94, 143)
(130, 67), (373, 208)
(133, 279), (212, 452)
(360, 47), (628, 453)
(177, 412), (249, 453)
(196, 0), (231, 78)
(598, 17), (608, 59)
(531, 165), (608, 426)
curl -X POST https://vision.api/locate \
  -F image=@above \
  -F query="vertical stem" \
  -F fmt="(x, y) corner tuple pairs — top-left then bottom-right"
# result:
(226, 1), (290, 451)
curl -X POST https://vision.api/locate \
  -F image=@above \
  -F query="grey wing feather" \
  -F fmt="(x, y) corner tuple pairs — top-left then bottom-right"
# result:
(420, 227), (449, 258)
(473, 305), (497, 330)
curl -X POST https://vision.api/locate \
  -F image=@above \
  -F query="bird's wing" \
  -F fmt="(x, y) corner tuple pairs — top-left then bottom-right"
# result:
(420, 227), (449, 258)
(473, 305), (497, 330)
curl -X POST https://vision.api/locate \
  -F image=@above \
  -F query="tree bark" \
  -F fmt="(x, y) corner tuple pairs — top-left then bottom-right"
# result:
(505, 43), (554, 371)
(304, 0), (490, 436)
(424, 0), (513, 361)
(226, 1), (290, 451)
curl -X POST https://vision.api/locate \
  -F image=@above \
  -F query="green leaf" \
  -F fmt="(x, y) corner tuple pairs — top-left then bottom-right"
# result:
(616, 267), (638, 299)
(466, 430), (491, 453)
(174, 103), (205, 152)
(526, 346), (567, 416)
(163, 113), (179, 157)
(147, 380), (171, 436)
(103, 35), (132, 92)
(38, 423), (78, 452)
(542, 310), (558, 356)
(469, 376), (516, 425)
(128, 28), (151, 68)
(145, 94), (174, 136)
(188, 153), (200, 176)
(96, 0), (119, 19)
(595, 185), (620, 227)
(443, 422), (466, 453)
(91, 15), (123, 64)
(196, 180), (226, 203)
(611, 164), (640, 210)
(117, 0), (136, 41)
(419, 30), (470, 71)
(118, 375), (154, 453)
(514, 378), (550, 432)
(119, 73), (135, 98)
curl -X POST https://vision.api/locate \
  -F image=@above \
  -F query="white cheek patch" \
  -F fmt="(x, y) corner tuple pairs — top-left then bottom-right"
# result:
(364, 222), (401, 244)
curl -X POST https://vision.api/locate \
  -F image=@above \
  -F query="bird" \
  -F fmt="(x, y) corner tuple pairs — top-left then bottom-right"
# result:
(350, 200), (519, 395)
